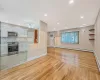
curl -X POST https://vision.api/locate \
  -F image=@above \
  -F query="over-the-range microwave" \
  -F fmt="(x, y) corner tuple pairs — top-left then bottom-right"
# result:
(8, 32), (18, 37)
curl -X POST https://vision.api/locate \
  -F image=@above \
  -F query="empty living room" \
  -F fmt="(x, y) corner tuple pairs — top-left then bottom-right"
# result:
(0, 0), (100, 80)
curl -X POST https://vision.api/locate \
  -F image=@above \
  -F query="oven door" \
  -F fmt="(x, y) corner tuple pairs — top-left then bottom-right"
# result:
(8, 42), (18, 55)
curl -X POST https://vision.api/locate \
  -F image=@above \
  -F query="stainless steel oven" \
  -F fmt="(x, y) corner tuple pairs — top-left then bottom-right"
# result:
(8, 42), (19, 56)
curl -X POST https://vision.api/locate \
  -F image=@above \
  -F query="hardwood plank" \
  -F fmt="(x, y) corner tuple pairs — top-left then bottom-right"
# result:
(0, 47), (100, 80)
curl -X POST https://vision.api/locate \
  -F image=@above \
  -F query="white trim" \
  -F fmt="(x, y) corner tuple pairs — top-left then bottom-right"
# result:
(66, 48), (94, 52)
(94, 52), (100, 72)
(1, 53), (47, 71)
(27, 53), (47, 61)
(47, 45), (55, 48)
(48, 46), (94, 52)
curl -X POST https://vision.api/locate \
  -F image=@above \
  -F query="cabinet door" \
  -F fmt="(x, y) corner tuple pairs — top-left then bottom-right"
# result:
(1, 25), (9, 37)
(19, 42), (28, 52)
(1, 44), (8, 56)
(1, 24), (14, 37)
(18, 28), (27, 38)
(18, 27), (24, 37)
(24, 29), (28, 37)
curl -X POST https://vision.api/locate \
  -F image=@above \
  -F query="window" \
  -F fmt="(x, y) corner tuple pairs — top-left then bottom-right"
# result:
(61, 31), (79, 44)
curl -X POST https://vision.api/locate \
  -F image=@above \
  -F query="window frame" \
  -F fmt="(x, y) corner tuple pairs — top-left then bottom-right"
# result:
(61, 31), (79, 44)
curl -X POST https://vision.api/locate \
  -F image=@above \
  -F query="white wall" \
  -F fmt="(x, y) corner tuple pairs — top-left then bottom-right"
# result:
(48, 26), (94, 52)
(94, 9), (100, 71)
(27, 21), (47, 61)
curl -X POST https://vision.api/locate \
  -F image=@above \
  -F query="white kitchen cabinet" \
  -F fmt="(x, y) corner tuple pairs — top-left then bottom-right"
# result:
(1, 23), (28, 38)
(17, 27), (28, 38)
(19, 43), (24, 52)
(24, 29), (28, 37)
(19, 42), (28, 52)
(1, 24), (13, 37)
(1, 44), (8, 56)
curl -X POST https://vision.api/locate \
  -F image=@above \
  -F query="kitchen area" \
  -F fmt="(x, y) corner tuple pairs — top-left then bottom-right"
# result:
(0, 22), (35, 70)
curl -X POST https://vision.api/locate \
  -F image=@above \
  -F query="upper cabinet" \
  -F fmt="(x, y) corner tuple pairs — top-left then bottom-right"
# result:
(1, 23), (12, 37)
(15, 27), (28, 38)
(1, 22), (28, 38)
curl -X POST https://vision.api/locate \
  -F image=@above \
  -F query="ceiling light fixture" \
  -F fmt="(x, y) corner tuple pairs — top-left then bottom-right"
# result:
(80, 16), (84, 19)
(57, 23), (60, 25)
(80, 26), (84, 27)
(44, 13), (47, 16)
(69, 0), (74, 4)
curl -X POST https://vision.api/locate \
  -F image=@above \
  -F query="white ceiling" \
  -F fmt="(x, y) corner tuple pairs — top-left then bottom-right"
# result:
(0, 0), (100, 31)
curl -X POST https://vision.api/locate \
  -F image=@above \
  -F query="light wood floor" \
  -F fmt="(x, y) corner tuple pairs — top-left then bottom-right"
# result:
(0, 47), (100, 80)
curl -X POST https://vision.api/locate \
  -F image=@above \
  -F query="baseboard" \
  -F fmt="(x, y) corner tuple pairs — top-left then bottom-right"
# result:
(68, 48), (94, 52)
(48, 46), (94, 53)
(1, 53), (47, 71)
(47, 45), (55, 48)
(27, 53), (47, 62)
(94, 52), (100, 72)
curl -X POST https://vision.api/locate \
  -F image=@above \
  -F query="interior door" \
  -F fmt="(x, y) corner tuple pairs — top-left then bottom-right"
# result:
(49, 33), (55, 47)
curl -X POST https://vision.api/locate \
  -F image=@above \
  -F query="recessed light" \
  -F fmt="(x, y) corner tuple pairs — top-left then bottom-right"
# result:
(80, 26), (84, 27)
(69, 0), (74, 4)
(57, 23), (60, 25)
(80, 16), (84, 19)
(44, 13), (47, 16)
